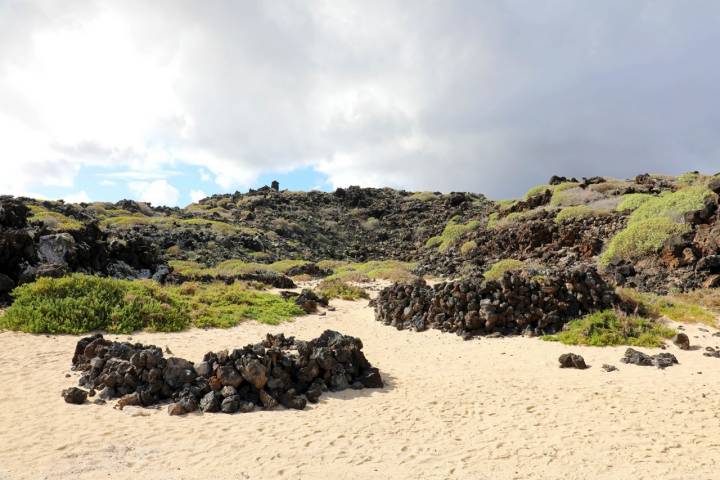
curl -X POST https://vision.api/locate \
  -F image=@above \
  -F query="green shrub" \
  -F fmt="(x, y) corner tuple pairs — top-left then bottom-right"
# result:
(460, 240), (477, 256)
(601, 186), (714, 265)
(315, 279), (369, 301)
(425, 236), (442, 248)
(430, 217), (481, 251)
(0, 274), (190, 334)
(629, 186), (713, 223)
(541, 310), (675, 347)
(616, 193), (654, 212)
(0, 275), (306, 334)
(555, 205), (597, 223)
(600, 217), (690, 265)
(409, 191), (437, 202)
(483, 259), (527, 282)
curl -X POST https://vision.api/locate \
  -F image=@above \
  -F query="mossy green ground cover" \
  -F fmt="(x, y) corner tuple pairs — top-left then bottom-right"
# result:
(0, 274), (304, 334)
(542, 310), (675, 347)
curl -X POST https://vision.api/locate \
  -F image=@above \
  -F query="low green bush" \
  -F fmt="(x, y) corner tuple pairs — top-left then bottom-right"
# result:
(315, 279), (369, 301)
(0, 274), (306, 334)
(600, 217), (690, 266)
(483, 259), (527, 282)
(555, 205), (597, 223)
(460, 240), (477, 256)
(616, 193), (654, 212)
(0, 274), (190, 334)
(541, 309), (675, 347)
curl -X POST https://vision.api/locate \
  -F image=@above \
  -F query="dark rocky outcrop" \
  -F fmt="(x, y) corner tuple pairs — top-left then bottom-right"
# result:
(373, 265), (621, 338)
(66, 330), (382, 415)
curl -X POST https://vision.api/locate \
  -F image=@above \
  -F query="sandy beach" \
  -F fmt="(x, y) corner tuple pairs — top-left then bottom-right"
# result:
(1, 296), (720, 480)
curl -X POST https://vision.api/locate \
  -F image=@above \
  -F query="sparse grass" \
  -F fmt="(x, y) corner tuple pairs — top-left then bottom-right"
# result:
(169, 259), (311, 278)
(488, 209), (541, 229)
(323, 260), (417, 283)
(549, 187), (604, 207)
(427, 217), (481, 252)
(102, 215), (253, 235)
(315, 278), (369, 300)
(616, 193), (654, 212)
(555, 205), (601, 223)
(541, 310), (675, 347)
(600, 186), (715, 265)
(0, 274), (305, 334)
(586, 179), (631, 195)
(167, 282), (304, 328)
(617, 288), (717, 327)
(483, 259), (528, 282)
(28, 205), (83, 231)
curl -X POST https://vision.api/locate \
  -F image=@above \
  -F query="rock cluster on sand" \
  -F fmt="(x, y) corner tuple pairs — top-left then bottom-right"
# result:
(621, 348), (678, 369)
(373, 266), (620, 338)
(66, 330), (383, 415)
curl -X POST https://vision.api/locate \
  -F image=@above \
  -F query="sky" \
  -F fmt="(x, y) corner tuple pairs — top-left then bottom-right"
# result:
(1, 0), (719, 206)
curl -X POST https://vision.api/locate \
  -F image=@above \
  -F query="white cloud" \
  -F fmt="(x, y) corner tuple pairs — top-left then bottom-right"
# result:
(128, 180), (180, 206)
(63, 191), (90, 203)
(1, 0), (719, 200)
(190, 189), (207, 203)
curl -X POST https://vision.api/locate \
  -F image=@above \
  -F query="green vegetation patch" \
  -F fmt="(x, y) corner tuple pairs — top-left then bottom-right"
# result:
(460, 240), (477, 256)
(0, 274), (190, 334)
(169, 259), (311, 278)
(483, 259), (528, 282)
(28, 205), (83, 231)
(0, 274), (305, 334)
(102, 214), (251, 235)
(617, 288), (717, 327)
(601, 186), (714, 265)
(541, 310), (675, 347)
(629, 186), (713, 223)
(616, 193), (654, 212)
(426, 217), (481, 251)
(408, 191), (438, 202)
(555, 205), (598, 223)
(600, 217), (690, 266)
(319, 260), (417, 283)
(315, 278), (369, 300)
(169, 282), (304, 328)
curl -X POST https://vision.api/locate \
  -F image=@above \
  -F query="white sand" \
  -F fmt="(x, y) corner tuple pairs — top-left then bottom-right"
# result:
(2, 298), (720, 480)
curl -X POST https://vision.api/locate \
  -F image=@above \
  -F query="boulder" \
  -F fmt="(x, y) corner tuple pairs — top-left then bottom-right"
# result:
(558, 353), (588, 369)
(37, 233), (76, 265)
(672, 333), (690, 350)
(62, 387), (88, 404)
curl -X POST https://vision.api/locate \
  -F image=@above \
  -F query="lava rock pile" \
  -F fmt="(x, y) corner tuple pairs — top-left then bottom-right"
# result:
(373, 266), (621, 338)
(66, 330), (383, 415)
